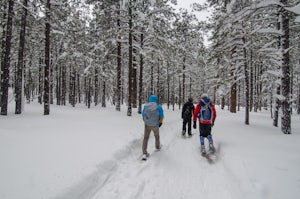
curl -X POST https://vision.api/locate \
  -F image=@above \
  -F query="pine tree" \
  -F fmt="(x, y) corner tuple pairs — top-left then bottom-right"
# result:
(44, 0), (51, 115)
(0, 0), (14, 115)
(15, 0), (28, 114)
(280, 0), (291, 134)
(127, 0), (133, 116)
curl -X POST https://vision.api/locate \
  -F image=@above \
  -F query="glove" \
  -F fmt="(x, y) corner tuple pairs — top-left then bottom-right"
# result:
(193, 121), (196, 129)
(211, 121), (215, 127)
(159, 123), (162, 127)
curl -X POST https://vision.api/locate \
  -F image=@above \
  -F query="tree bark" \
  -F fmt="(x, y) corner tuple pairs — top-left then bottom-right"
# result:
(182, 57), (186, 103)
(1, 0), (14, 115)
(43, 0), (51, 115)
(38, 58), (43, 104)
(243, 33), (249, 125)
(138, 33), (144, 114)
(127, 2), (133, 116)
(15, 0), (28, 114)
(116, 4), (122, 111)
(273, 6), (282, 127)
(230, 49), (237, 113)
(280, 0), (291, 134)
(94, 67), (99, 106)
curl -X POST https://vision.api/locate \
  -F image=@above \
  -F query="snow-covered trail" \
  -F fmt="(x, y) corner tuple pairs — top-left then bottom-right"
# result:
(53, 108), (247, 199)
(2, 102), (299, 199)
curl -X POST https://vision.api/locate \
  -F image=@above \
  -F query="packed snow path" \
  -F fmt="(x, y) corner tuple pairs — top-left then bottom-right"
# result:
(52, 107), (300, 199)
(1, 103), (299, 199)
(54, 113), (242, 199)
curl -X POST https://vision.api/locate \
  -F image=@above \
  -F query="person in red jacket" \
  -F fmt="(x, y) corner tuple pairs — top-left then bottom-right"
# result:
(193, 94), (217, 155)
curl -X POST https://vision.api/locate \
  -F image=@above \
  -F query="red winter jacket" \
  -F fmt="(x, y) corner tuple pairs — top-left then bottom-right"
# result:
(193, 99), (217, 124)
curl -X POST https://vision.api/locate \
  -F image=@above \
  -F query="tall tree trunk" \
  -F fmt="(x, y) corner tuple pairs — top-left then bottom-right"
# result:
(56, 65), (61, 105)
(189, 71), (192, 98)
(62, 64), (66, 105)
(94, 67), (99, 106)
(43, 0), (51, 115)
(230, 74), (237, 113)
(87, 77), (91, 108)
(50, 60), (54, 105)
(156, 58), (160, 101)
(297, 74), (300, 115)
(138, 33), (143, 114)
(70, 67), (76, 107)
(38, 58), (43, 104)
(127, 2), (133, 116)
(0, 1), (7, 108)
(182, 57), (186, 102)
(167, 61), (170, 109)
(178, 76), (181, 109)
(230, 49), (237, 113)
(150, 57), (154, 94)
(243, 33), (250, 125)
(273, 6), (282, 127)
(250, 49), (253, 112)
(15, 0), (28, 114)
(280, 0), (291, 134)
(172, 64), (175, 111)
(1, 0), (14, 115)
(77, 73), (81, 104)
(221, 96), (225, 110)
(116, 4), (122, 111)
(132, 44), (137, 108)
(102, 63), (106, 108)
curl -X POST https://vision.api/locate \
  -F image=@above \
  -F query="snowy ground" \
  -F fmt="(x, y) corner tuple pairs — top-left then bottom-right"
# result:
(0, 102), (300, 199)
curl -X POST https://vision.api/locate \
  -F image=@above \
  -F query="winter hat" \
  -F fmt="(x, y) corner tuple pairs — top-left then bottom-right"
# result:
(149, 95), (158, 103)
(188, 97), (193, 103)
(201, 93), (208, 98)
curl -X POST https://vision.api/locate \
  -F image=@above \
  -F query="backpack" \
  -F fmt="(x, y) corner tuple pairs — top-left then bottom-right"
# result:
(144, 102), (159, 126)
(182, 103), (193, 119)
(183, 106), (191, 118)
(198, 98), (213, 123)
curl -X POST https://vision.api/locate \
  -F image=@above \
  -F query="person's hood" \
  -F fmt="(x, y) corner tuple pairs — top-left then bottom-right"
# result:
(149, 95), (158, 103)
(200, 96), (211, 105)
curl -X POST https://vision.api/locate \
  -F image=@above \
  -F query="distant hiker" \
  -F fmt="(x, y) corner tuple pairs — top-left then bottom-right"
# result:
(193, 94), (217, 155)
(142, 95), (164, 160)
(181, 97), (195, 137)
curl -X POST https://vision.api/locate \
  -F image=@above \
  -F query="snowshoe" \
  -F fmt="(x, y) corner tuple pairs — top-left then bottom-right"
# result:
(201, 145), (206, 155)
(209, 143), (215, 154)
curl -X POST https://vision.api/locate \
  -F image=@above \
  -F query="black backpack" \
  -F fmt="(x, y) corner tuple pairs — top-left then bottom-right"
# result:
(183, 103), (193, 118)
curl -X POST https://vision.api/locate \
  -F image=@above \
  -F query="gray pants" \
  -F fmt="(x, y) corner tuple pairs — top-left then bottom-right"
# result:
(142, 125), (160, 155)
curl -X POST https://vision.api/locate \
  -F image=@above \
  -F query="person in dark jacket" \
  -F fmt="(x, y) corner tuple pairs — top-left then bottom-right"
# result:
(181, 97), (195, 137)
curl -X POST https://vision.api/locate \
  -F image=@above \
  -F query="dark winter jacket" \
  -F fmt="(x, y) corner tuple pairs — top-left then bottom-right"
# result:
(182, 101), (195, 119)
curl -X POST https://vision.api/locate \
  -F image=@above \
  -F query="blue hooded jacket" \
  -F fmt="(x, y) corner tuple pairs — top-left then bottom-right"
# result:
(142, 95), (164, 126)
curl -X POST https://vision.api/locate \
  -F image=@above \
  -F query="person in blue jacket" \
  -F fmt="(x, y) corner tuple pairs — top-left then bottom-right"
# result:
(141, 95), (164, 160)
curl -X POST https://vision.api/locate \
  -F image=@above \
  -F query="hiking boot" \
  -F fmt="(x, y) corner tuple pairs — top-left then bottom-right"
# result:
(182, 130), (186, 136)
(142, 152), (150, 160)
(209, 143), (215, 153)
(156, 145), (162, 151)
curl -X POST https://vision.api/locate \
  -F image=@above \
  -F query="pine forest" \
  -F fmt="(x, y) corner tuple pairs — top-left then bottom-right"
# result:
(0, 0), (299, 134)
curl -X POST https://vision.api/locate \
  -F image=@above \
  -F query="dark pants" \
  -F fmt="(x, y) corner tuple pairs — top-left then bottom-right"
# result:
(199, 123), (213, 145)
(199, 123), (212, 137)
(182, 118), (192, 135)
